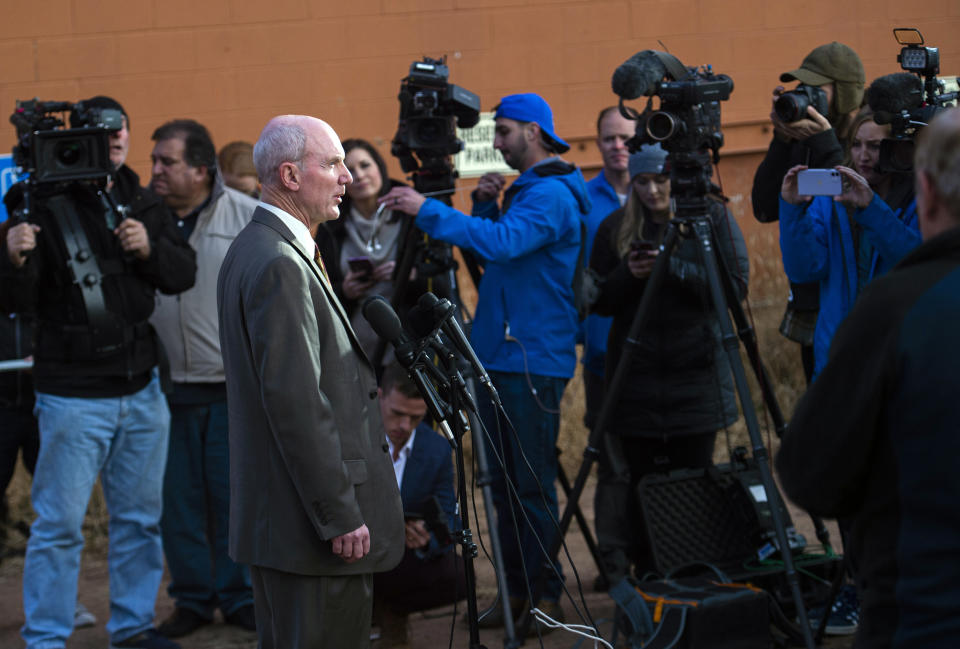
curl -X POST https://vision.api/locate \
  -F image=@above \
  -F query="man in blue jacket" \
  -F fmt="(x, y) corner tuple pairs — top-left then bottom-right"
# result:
(384, 92), (591, 629)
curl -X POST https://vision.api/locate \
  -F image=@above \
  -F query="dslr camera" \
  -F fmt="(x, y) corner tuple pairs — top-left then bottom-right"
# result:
(773, 85), (829, 123)
(10, 99), (124, 186)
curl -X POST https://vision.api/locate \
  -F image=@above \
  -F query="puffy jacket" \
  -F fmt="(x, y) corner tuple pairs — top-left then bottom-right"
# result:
(151, 176), (257, 383)
(779, 190), (919, 377)
(416, 158), (591, 378)
(590, 201), (749, 438)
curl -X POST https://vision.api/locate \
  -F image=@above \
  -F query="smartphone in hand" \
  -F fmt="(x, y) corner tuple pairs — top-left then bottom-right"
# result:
(797, 169), (843, 196)
(347, 256), (374, 279)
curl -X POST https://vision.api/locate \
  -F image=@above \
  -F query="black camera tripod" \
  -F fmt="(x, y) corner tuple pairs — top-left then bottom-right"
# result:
(522, 201), (826, 649)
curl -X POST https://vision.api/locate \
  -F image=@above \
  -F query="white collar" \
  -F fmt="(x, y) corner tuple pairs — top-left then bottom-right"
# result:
(258, 201), (315, 257)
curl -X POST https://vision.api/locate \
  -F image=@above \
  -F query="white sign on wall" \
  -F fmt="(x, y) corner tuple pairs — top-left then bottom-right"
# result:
(455, 112), (515, 178)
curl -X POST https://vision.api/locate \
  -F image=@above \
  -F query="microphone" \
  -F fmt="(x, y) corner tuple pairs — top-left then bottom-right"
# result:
(415, 293), (500, 407)
(866, 73), (923, 125)
(611, 50), (667, 100)
(362, 296), (457, 448)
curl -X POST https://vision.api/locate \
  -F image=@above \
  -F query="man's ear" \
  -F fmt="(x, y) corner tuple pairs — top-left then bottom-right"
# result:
(525, 122), (540, 143)
(278, 161), (301, 192)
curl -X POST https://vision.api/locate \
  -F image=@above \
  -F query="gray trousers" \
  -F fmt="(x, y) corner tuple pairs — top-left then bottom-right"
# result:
(250, 564), (373, 649)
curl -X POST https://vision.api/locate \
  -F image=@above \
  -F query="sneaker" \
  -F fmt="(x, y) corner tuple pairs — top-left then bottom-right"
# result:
(518, 599), (565, 638)
(74, 602), (97, 628)
(807, 584), (859, 635)
(110, 628), (182, 649)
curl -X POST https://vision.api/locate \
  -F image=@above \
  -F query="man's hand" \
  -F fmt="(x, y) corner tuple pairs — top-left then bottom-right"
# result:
(331, 524), (371, 563)
(473, 172), (505, 202)
(114, 218), (151, 260)
(379, 186), (426, 216)
(834, 166), (874, 209)
(780, 165), (811, 205)
(405, 519), (430, 550)
(371, 260), (395, 282)
(770, 88), (832, 142)
(6, 223), (41, 268)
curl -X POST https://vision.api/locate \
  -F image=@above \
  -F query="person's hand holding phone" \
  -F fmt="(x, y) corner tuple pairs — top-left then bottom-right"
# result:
(627, 240), (658, 279)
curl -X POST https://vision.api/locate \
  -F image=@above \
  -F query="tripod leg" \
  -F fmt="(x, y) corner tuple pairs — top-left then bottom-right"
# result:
(690, 219), (816, 649)
(556, 456), (608, 588)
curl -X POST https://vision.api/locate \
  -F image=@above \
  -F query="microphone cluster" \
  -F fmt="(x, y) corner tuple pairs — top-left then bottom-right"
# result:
(362, 292), (501, 447)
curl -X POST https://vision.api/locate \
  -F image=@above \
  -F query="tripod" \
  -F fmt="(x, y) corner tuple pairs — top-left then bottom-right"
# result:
(525, 202), (821, 649)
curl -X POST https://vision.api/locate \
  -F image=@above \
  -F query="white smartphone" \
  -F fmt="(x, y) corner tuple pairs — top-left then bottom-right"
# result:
(797, 169), (843, 196)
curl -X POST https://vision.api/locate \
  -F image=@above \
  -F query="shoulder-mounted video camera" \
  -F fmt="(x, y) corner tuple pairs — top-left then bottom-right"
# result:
(867, 28), (958, 173)
(390, 57), (480, 175)
(611, 49), (733, 157)
(10, 99), (124, 186)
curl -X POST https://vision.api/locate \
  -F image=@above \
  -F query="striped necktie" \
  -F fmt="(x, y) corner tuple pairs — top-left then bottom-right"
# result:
(313, 245), (329, 282)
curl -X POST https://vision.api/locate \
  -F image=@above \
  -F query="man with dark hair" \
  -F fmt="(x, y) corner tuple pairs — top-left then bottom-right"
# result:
(384, 92), (591, 630)
(777, 108), (960, 649)
(373, 363), (460, 647)
(2, 95), (196, 649)
(148, 119), (258, 638)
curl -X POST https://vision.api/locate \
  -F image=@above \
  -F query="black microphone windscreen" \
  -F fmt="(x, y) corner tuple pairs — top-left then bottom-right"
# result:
(867, 73), (924, 124)
(362, 296), (404, 344)
(611, 50), (667, 100)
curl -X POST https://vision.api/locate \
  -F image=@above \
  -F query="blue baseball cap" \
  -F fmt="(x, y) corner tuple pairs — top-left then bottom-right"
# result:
(494, 93), (570, 153)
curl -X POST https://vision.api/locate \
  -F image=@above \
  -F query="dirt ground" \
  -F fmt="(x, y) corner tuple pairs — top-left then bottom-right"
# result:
(0, 472), (855, 649)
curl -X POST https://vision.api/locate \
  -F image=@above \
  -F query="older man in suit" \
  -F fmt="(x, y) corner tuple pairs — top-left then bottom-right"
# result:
(217, 115), (404, 649)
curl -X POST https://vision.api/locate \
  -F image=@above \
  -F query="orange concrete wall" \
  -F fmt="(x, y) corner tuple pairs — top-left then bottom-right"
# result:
(2, 2), (959, 296)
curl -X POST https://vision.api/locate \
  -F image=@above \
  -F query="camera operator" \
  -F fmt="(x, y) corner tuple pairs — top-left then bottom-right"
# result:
(751, 42), (865, 381)
(776, 107), (960, 649)
(1, 95), (197, 649)
(589, 145), (749, 584)
(383, 93), (591, 629)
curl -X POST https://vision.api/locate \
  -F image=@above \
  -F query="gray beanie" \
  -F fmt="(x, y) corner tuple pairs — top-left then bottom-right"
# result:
(628, 144), (668, 178)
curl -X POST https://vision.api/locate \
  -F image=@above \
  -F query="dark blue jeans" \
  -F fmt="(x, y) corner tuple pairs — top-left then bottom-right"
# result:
(478, 370), (566, 603)
(161, 400), (251, 617)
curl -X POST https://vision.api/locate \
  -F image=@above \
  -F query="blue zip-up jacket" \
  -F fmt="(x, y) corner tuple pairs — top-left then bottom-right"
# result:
(779, 192), (920, 377)
(416, 158), (591, 378)
(581, 172), (621, 377)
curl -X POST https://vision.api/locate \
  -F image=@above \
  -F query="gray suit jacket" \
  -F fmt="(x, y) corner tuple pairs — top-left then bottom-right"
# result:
(217, 206), (404, 576)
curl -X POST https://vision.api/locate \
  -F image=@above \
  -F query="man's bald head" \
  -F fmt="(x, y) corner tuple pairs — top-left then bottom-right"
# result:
(915, 108), (960, 239)
(254, 115), (327, 189)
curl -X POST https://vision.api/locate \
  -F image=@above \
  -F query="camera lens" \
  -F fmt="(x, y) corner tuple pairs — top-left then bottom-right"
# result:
(54, 140), (84, 168)
(647, 111), (676, 141)
(774, 94), (806, 123)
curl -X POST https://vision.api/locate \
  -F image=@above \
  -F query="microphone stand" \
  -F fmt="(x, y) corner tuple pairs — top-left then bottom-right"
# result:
(407, 339), (489, 649)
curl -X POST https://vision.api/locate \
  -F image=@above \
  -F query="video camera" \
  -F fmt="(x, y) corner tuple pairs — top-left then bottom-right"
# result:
(10, 99), (124, 186)
(611, 49), (733, 217)
(390, 57), (480, 180)
(867, 28), (958, 173)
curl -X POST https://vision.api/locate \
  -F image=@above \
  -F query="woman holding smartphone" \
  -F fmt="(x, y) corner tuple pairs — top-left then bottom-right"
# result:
(314, 138), (422, 361)
(588, 144), (749, 583)
(779, 105), (920, 378)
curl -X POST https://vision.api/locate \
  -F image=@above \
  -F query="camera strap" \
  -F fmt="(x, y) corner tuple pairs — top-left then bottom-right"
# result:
(46, 194), (119, 352)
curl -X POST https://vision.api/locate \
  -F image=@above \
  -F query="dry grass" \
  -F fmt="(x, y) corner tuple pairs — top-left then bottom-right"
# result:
(5, 229), (806, 555)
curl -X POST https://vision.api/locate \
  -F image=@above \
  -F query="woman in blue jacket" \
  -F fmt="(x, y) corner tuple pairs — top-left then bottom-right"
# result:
(779, 107), (920, 378)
